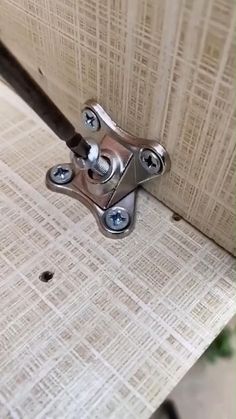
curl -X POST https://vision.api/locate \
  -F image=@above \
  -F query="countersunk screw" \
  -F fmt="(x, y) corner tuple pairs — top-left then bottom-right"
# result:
(140, 148), (162, 174)
(105, 207), (130, 231)
(82, 108), (100, 131)
(49, 164), (74, 184)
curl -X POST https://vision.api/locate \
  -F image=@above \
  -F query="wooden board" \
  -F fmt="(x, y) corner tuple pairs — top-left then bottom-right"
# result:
(0, 0), (235, 256)
(0, 81), (235, 418)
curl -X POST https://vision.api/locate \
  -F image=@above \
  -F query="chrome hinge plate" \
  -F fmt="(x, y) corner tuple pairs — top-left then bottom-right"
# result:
(46, 100), (171, 238)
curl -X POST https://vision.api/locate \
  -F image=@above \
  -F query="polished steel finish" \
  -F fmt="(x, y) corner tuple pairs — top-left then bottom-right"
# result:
(79, 100), (171, 173)
(49, 164), (74, 184)
(82, 108), (100, 132)
(46, 100), (171, 238)
(140, 148), (162, 174)
(70, 135), (131, 209)
(72, 139), (110, 176)
(104, 207), (130, 231)
(46, 168), (136, 238)
(93, 155), (110, 176)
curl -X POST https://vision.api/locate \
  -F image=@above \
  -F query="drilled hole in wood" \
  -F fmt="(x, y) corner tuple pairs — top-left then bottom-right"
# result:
(38, 67), (44, 76)
(39, 271), (54, 282)
(172, 213), (182, 222)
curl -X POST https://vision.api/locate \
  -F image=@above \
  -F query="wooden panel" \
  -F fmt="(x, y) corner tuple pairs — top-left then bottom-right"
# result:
(0, 81), (235, 418)
(0, 0), (235, 254)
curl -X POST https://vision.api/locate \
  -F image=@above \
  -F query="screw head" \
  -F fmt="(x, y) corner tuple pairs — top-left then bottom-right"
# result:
(104, 207), (130, 231)
(140, 149), (162, 174)
(82, 108), (100, 131)
(49, 164), (74, 184)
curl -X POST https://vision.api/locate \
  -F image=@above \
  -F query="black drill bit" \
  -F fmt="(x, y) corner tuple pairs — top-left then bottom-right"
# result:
(0, 40), (90, 159)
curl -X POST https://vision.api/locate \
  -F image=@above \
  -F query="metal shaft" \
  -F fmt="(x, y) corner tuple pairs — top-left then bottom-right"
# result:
(93, 157), (110, 176)
(67, 136), (110, 176)
(0, 40), (90, 159)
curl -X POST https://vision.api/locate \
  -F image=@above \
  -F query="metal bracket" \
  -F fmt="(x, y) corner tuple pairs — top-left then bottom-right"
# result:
(46, 100), (171, 238)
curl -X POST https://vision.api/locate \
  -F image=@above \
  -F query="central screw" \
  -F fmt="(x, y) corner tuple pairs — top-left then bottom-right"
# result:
(105, 207), (130, 231)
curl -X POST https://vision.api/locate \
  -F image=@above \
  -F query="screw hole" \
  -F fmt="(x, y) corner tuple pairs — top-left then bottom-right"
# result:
(39, 270), (54, 282)
(38, 67), (44, 76)
(88, 168), (102, 181)
(172, 213), (182, 222)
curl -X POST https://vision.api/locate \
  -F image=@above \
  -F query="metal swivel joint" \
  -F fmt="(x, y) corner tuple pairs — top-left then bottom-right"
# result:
(47, 101), (171, 238)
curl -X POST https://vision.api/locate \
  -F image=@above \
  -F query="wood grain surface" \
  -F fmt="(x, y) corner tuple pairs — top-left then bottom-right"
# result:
(0, 81), (235, 418)
(0, 0), (235, 254)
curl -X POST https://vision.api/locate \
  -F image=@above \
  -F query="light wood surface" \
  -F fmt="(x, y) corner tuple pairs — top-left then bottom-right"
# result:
(0, 0), (234, 254)
(0, 82), (235, 418)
